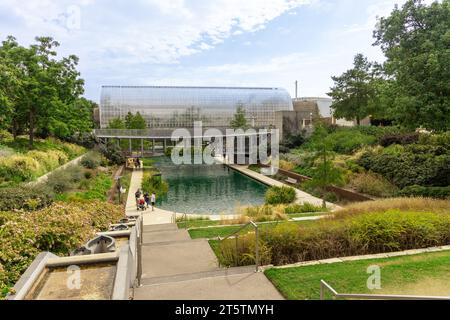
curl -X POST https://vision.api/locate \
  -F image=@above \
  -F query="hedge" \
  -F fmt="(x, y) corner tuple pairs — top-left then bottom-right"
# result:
(0, 186), (54, 211)
(399, 185), (450, 199)
(357, 149), (450, 188)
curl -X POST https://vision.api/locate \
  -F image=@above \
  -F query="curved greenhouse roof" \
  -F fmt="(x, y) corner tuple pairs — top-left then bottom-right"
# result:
(99, 86), (293, 128)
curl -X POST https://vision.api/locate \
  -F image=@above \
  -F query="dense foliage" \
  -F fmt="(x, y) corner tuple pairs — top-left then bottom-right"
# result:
(328, 0), (450, 131)
(141, 170), (169, 197)
(0, 36), (95, 147)
(265, 186), (296, 205)
(328, 54), (380, 124)
(374, 0), (450, 131)
(399, 185), (450, 199)
(0, 201), (124, 298)
(218, 198), (450, 267)
(0, 185), (54, 211)
(0, 137), (85, 186)
(357, 144), (450, 188)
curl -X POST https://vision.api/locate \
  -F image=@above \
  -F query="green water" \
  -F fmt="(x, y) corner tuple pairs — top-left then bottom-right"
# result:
(153, 157), (268, 215)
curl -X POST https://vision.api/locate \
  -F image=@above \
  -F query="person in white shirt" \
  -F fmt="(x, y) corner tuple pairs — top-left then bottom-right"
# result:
(150, 193), (156, 211)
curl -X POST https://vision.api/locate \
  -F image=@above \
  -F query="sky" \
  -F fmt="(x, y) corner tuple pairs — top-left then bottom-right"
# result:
(0, 0), (424, 103)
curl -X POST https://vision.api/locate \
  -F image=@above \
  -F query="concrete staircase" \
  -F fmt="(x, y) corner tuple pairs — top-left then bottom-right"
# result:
(133, 223), (284, 300)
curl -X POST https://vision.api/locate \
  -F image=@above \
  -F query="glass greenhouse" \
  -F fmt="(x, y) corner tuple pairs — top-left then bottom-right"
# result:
(99, 86), (293, 129)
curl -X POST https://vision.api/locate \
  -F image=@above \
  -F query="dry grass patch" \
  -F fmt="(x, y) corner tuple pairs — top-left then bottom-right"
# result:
(334, 197), (450, 219)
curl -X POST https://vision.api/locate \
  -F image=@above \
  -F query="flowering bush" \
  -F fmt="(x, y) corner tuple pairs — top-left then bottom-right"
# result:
(0, 200), (124, 298)
(0, 138), (84, 185)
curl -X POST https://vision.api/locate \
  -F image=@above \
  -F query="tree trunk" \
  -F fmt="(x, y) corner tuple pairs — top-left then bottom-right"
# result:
(356, 116), (361, 126)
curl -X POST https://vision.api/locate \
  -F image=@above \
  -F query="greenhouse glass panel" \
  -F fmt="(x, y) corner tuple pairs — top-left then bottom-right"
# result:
(99, 86), (293, 129)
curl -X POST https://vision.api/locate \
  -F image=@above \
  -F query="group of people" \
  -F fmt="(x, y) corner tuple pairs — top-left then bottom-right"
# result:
(135, 189), (156, 211)
(127, 157), (142, 169)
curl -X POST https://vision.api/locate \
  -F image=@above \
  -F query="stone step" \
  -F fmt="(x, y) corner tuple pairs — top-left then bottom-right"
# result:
(143, 223), (178, 233)
(134, 272), (284, 300)
(140, 266), (256, 286)
(141, 240), (219, 279)
(143, 229), (190, 244)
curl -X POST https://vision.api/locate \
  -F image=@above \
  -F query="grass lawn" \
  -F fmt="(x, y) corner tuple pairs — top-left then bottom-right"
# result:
(264, 251), (450, 300)
(189, 220), (317, 239)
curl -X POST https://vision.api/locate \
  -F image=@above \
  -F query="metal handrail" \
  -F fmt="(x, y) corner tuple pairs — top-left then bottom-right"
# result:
(320, 280), (450, 300)
(218, 221), (259, 272)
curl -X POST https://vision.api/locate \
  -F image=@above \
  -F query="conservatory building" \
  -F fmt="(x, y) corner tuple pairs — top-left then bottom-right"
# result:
(99, 86), (293, 129)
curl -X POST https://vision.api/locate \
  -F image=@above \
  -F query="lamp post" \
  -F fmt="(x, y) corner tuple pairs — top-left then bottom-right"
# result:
(116, 176), (122, 204)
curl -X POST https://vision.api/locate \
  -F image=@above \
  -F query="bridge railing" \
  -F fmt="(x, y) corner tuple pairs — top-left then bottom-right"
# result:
(94, 128), (268, 139)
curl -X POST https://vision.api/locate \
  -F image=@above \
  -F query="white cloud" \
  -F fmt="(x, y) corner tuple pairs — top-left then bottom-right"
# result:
(0, 0), (312, 64)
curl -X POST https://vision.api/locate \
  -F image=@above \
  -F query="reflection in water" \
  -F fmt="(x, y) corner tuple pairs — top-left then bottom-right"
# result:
(154, 157), (268, 215)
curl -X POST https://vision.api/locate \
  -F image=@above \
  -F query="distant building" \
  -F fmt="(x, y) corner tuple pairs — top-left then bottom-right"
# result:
(99, 85), (293, 129)
(294, 97), (371, 127)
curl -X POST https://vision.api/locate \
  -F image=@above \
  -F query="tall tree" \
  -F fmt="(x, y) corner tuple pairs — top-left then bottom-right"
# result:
(328, 54), (378, 125)
(0, 36), (87, 147)
(127, 112), (146, 129)
(108, 117), (126, 129)
(230, 105), (249, 129)
(374, 0), (450, 131)
(0, 36), (28, 137)
(305, 124), (343, 208)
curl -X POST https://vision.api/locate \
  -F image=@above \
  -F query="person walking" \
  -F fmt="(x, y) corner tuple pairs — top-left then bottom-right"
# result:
(135, 189), (142, 210)
(144, 192), (150, 209)
(150, 192), (156, 211)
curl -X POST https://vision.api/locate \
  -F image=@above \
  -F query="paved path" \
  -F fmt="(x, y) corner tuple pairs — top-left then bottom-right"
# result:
(125, 169), (283, 300)
(227, 164), (341, 210)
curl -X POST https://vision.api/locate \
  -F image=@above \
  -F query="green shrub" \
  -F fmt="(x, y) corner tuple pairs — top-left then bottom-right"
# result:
(219, 209), (450, 267)
(27, 150), (62, 173)
(142, 158), (155, 167)
(379, 132), (419, 147)
(0, 185), (53, 211)
(141, 170), (169, 197)
(99, 141), (125, 165)
(325, 130), (377, 154)
(348, 172), (398, 197)
(399, 185), (450, 199)
(0, 129), (13, 142)
(0, 201), (124, 298)
(0, 138), (81, 185)
(0, 155), (41, 182)
(265, 186), (296, 205)
(357, 149), (450, 188)
(284, 202), (324, 214)
(46, 165), (84, 194)
(78, 173), (112, 201)
(81, 152), (101, 169)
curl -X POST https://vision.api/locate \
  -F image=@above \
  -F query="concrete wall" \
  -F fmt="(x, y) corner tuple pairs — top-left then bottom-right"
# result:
(275, 110), (316, 139)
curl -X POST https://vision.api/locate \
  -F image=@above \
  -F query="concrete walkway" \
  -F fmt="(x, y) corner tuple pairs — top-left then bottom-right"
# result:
(125, 169), (283, 300)
(227, 164), (341, 210)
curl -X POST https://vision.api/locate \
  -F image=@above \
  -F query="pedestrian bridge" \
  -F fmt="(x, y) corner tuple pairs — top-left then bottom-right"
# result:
(93, 128), (274, 158)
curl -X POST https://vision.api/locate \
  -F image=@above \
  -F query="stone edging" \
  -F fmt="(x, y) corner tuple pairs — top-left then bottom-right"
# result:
(260, 245), (450, 271)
